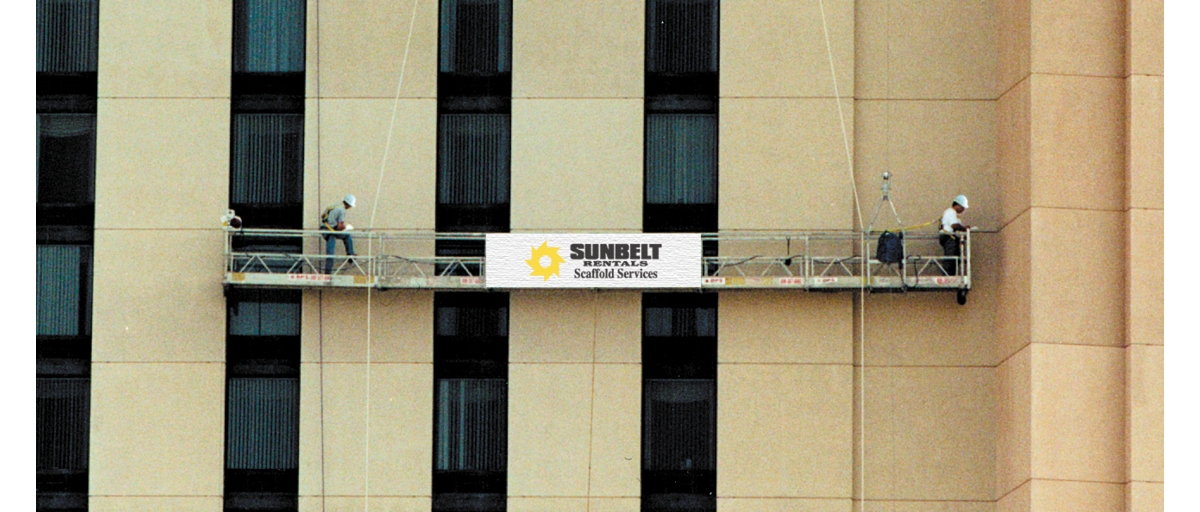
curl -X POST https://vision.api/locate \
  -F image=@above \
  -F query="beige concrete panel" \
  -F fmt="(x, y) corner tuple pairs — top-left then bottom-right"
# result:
(594, 292), (641, 363)
(317, 99), (436, 230)
(997, 0), (1031, 95)
(317, 290), (433, 363)
(1029, 75), (1125, 212)
(92, 230), (225, 362)
(856, 1), (996, 100)
(719, 498), (852, 512)
(1029, 209), (1124, 347)
(1030, 0), (1124, 77)
(301, 290), (322, 363)
(512, 0), (643, 98)
(298, 363), (323, 496)
(588, 365), (641, 497)
(720, 98), (855, 231)
(718, 292), (852, 365)
(1126, 481), (1164, 512)
(723, 0), (853, 98)
(718, 365), (853, 498)
(90, 363), (224, 495)
(511, 291), (596, 363)
(1029, 479), (1125, 511)
(1127, 0), (1164, 76)
(1127, 209), (1164, 346)
(997, 78), (1031, 226)
(95, 99), (229, 229)
(1030, 344), (1125, 483)
(995, 345), (1031, 498)
(317, 0), (437, 98)
(862, 234), (998, 367)
(90, 497), (222, 511)
(863, 502), (993, 512)
(97, 0), (229, 97)
(853, 100), (999, 230)
(304, 98), (322, 230)
(854, 1), (888, 99)
(508, 498), (588, 511)
(868, 369), (998, 501)
(861, 368), (994, 501)
(320, 364), (433, 497)
(852, 101), (888, 202)
(511, 99), (643, 231)
(509, 364), (593, 497)
(996, 480), (1031, 512)
(588, 498), (641, 512)
(996, 211), (1031, 363)
(1126, 344), (1163, 482)
(301, 497), (431, 511)
(1126, 75), (1164, 209)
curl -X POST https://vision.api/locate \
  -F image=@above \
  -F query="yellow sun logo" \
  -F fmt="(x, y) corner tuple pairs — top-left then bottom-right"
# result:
(525, 241), (566, 281)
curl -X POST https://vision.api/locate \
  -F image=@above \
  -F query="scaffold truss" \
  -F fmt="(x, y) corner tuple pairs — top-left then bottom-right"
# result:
(222, 229), (971, 293)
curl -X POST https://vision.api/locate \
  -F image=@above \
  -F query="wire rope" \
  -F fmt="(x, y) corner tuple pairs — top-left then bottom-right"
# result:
(362, 1), (421, 510)
(815, 1), (868, 510)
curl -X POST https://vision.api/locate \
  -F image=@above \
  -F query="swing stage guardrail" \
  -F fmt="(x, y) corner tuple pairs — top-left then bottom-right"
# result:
(222, 229), (971, 292)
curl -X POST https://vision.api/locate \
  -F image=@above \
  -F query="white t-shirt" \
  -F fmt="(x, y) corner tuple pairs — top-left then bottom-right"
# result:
(941, 207), (961, 234)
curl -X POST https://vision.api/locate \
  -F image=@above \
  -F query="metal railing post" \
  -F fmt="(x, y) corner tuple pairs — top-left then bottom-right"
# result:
(965, 229), (972, 284)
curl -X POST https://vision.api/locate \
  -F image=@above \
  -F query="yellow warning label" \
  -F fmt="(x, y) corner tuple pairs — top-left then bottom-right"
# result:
(230, 273), (245, 282)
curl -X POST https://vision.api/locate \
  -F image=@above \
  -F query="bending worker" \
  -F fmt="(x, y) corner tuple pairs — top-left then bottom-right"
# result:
(320, 194), (357, 274)
(940, 195), (971, 276)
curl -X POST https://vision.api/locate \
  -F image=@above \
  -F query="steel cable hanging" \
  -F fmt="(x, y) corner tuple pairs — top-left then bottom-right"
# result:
(814, 1), (870, 509)
(362, 1), (421, 510)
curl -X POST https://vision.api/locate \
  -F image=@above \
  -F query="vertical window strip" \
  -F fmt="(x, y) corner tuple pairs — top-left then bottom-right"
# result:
(646, 114), (717, 205)
(435, 378), (507, 471)
(35, 0), (98, 73)
(236, 0), (305, 73)
(438, 114), (511, 205)
(232, 114), (303, 205)
(36, 378), (90, 472)
(226, 378), (300, 470)
(36, 245), (87, 336)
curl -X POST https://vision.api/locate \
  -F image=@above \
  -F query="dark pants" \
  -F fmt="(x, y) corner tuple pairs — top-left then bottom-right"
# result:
(322, 231), (355, 273)
(940, 234), (960, 276)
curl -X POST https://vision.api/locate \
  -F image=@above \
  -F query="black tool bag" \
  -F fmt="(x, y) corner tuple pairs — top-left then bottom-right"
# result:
(876, 231), (904, 264)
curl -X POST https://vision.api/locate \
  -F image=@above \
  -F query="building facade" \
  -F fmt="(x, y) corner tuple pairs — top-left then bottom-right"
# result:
(35, 0), (1163, 511)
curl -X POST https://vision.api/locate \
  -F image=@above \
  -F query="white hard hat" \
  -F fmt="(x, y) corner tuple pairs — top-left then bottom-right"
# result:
(954, 195), (969, 209)
(344, 194), (357, 208)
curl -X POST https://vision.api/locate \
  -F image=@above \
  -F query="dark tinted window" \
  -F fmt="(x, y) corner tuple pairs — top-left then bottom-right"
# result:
(225, 290), (301, 512)
(439, 0), (511, 75)
(642, 293), (717, 512)
(36, 0), (98, 73)
(433, 293), (508, 512)
(37, 114), (95, 207)
(231, 114), (304, 208)
(233, 0), (305, 73)
(647, 0), (718, 75)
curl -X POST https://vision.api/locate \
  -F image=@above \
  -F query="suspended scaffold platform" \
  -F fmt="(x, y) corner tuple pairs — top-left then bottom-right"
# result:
(222, 229), (971, 293)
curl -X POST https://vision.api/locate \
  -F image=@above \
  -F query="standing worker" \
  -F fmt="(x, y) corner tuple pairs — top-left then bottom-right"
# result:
(940, 195), (971, 276)
(320, 194), (357, 274)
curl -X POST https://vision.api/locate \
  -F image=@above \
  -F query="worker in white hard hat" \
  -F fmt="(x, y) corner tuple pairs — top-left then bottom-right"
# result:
(940, 195), (971, 276)
(320, 194), (357, 274)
